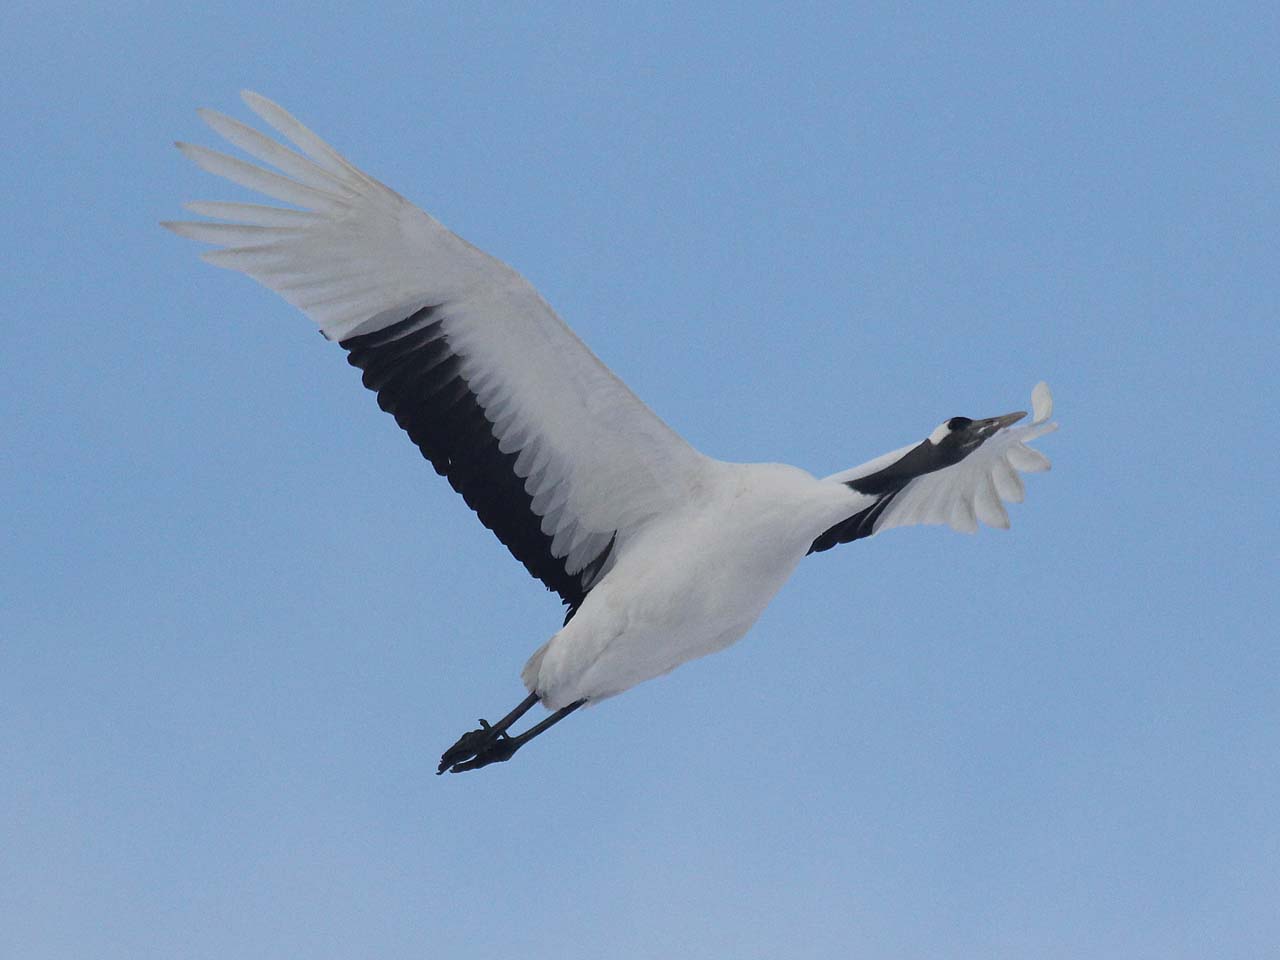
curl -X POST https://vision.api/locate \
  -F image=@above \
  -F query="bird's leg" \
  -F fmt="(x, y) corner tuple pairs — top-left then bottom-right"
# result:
(440, 698), (586, 774)
(437, 691), (540, 774)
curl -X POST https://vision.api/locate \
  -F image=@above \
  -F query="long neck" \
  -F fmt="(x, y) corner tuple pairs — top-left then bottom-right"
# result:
(844, 439), (961, 496)
(809, 439), (959, 554)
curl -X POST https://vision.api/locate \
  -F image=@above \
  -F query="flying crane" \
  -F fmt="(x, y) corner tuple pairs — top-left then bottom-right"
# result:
(165, 93), (1058, 774)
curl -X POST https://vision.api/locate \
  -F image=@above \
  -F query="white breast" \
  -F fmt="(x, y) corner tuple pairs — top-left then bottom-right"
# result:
(523, 462), (861, 708)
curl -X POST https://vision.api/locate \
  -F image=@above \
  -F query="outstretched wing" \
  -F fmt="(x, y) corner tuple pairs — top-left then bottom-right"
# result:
(811, 382), (1057, 552)
(165, 92), (708, 615)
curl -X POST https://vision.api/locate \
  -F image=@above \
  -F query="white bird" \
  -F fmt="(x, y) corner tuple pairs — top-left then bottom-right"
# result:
(165, 92), (1059, 773)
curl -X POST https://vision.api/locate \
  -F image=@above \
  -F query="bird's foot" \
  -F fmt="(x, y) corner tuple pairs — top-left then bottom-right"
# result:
(437, 719), (523, 774)
(437, 719), (495, 773)
(446, 733), (522, 773)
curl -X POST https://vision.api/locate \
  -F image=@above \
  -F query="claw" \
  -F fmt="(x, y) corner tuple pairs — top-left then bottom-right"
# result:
(437, 719), (497, 774)
(445, 731), (523, 773)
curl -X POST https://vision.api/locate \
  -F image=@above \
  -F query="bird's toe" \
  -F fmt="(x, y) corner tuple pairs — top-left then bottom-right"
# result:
(445, 733), (522, 773)
(437, 719), (497, 774)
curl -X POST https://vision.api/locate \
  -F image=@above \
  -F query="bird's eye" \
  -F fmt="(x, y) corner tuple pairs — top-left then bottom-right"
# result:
(947, 417), (973, 431)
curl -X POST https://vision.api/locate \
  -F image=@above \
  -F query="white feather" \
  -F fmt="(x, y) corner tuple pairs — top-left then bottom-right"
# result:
(1032, 380), (1053, 423)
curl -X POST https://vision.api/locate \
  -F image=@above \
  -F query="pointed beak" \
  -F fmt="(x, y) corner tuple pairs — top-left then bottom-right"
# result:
(973, 410), (1026, 438)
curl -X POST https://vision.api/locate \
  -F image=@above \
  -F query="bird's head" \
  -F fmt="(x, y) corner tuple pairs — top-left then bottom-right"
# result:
(926, 410), (1027, 464)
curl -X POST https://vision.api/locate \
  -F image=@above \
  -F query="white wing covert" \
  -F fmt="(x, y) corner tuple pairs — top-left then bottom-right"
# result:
(812, 382), (1057, 551)
(165, 92), (708, 615)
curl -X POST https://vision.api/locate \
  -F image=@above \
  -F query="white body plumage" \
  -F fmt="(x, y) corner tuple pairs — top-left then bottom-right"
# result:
(527, 461), (857, 707)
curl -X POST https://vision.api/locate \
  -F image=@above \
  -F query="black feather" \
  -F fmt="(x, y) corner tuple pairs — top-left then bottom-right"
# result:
(340, 304), (612, 615)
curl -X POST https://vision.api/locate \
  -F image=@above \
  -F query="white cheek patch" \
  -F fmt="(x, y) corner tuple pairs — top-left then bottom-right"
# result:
(928, 422), (953, 445)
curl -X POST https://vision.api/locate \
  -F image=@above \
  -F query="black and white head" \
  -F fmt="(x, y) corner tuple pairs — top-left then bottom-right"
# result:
(846, 406), (1034, 498)
(925, 411), (1027, 467)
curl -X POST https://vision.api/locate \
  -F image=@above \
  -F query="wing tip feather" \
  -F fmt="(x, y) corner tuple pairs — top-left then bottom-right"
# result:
(240, 90), (280, 120)
(1031, 380), (1054, 423)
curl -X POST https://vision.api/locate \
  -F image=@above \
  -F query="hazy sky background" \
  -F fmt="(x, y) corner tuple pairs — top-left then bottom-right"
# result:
(4, 4), (1278, 958)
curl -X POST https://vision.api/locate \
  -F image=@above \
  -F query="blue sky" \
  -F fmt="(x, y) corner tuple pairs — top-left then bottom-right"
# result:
(4, 3), (1278, 958)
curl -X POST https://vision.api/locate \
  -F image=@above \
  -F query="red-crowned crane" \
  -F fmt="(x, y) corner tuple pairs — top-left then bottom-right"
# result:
(165, 93), (1058, 773)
